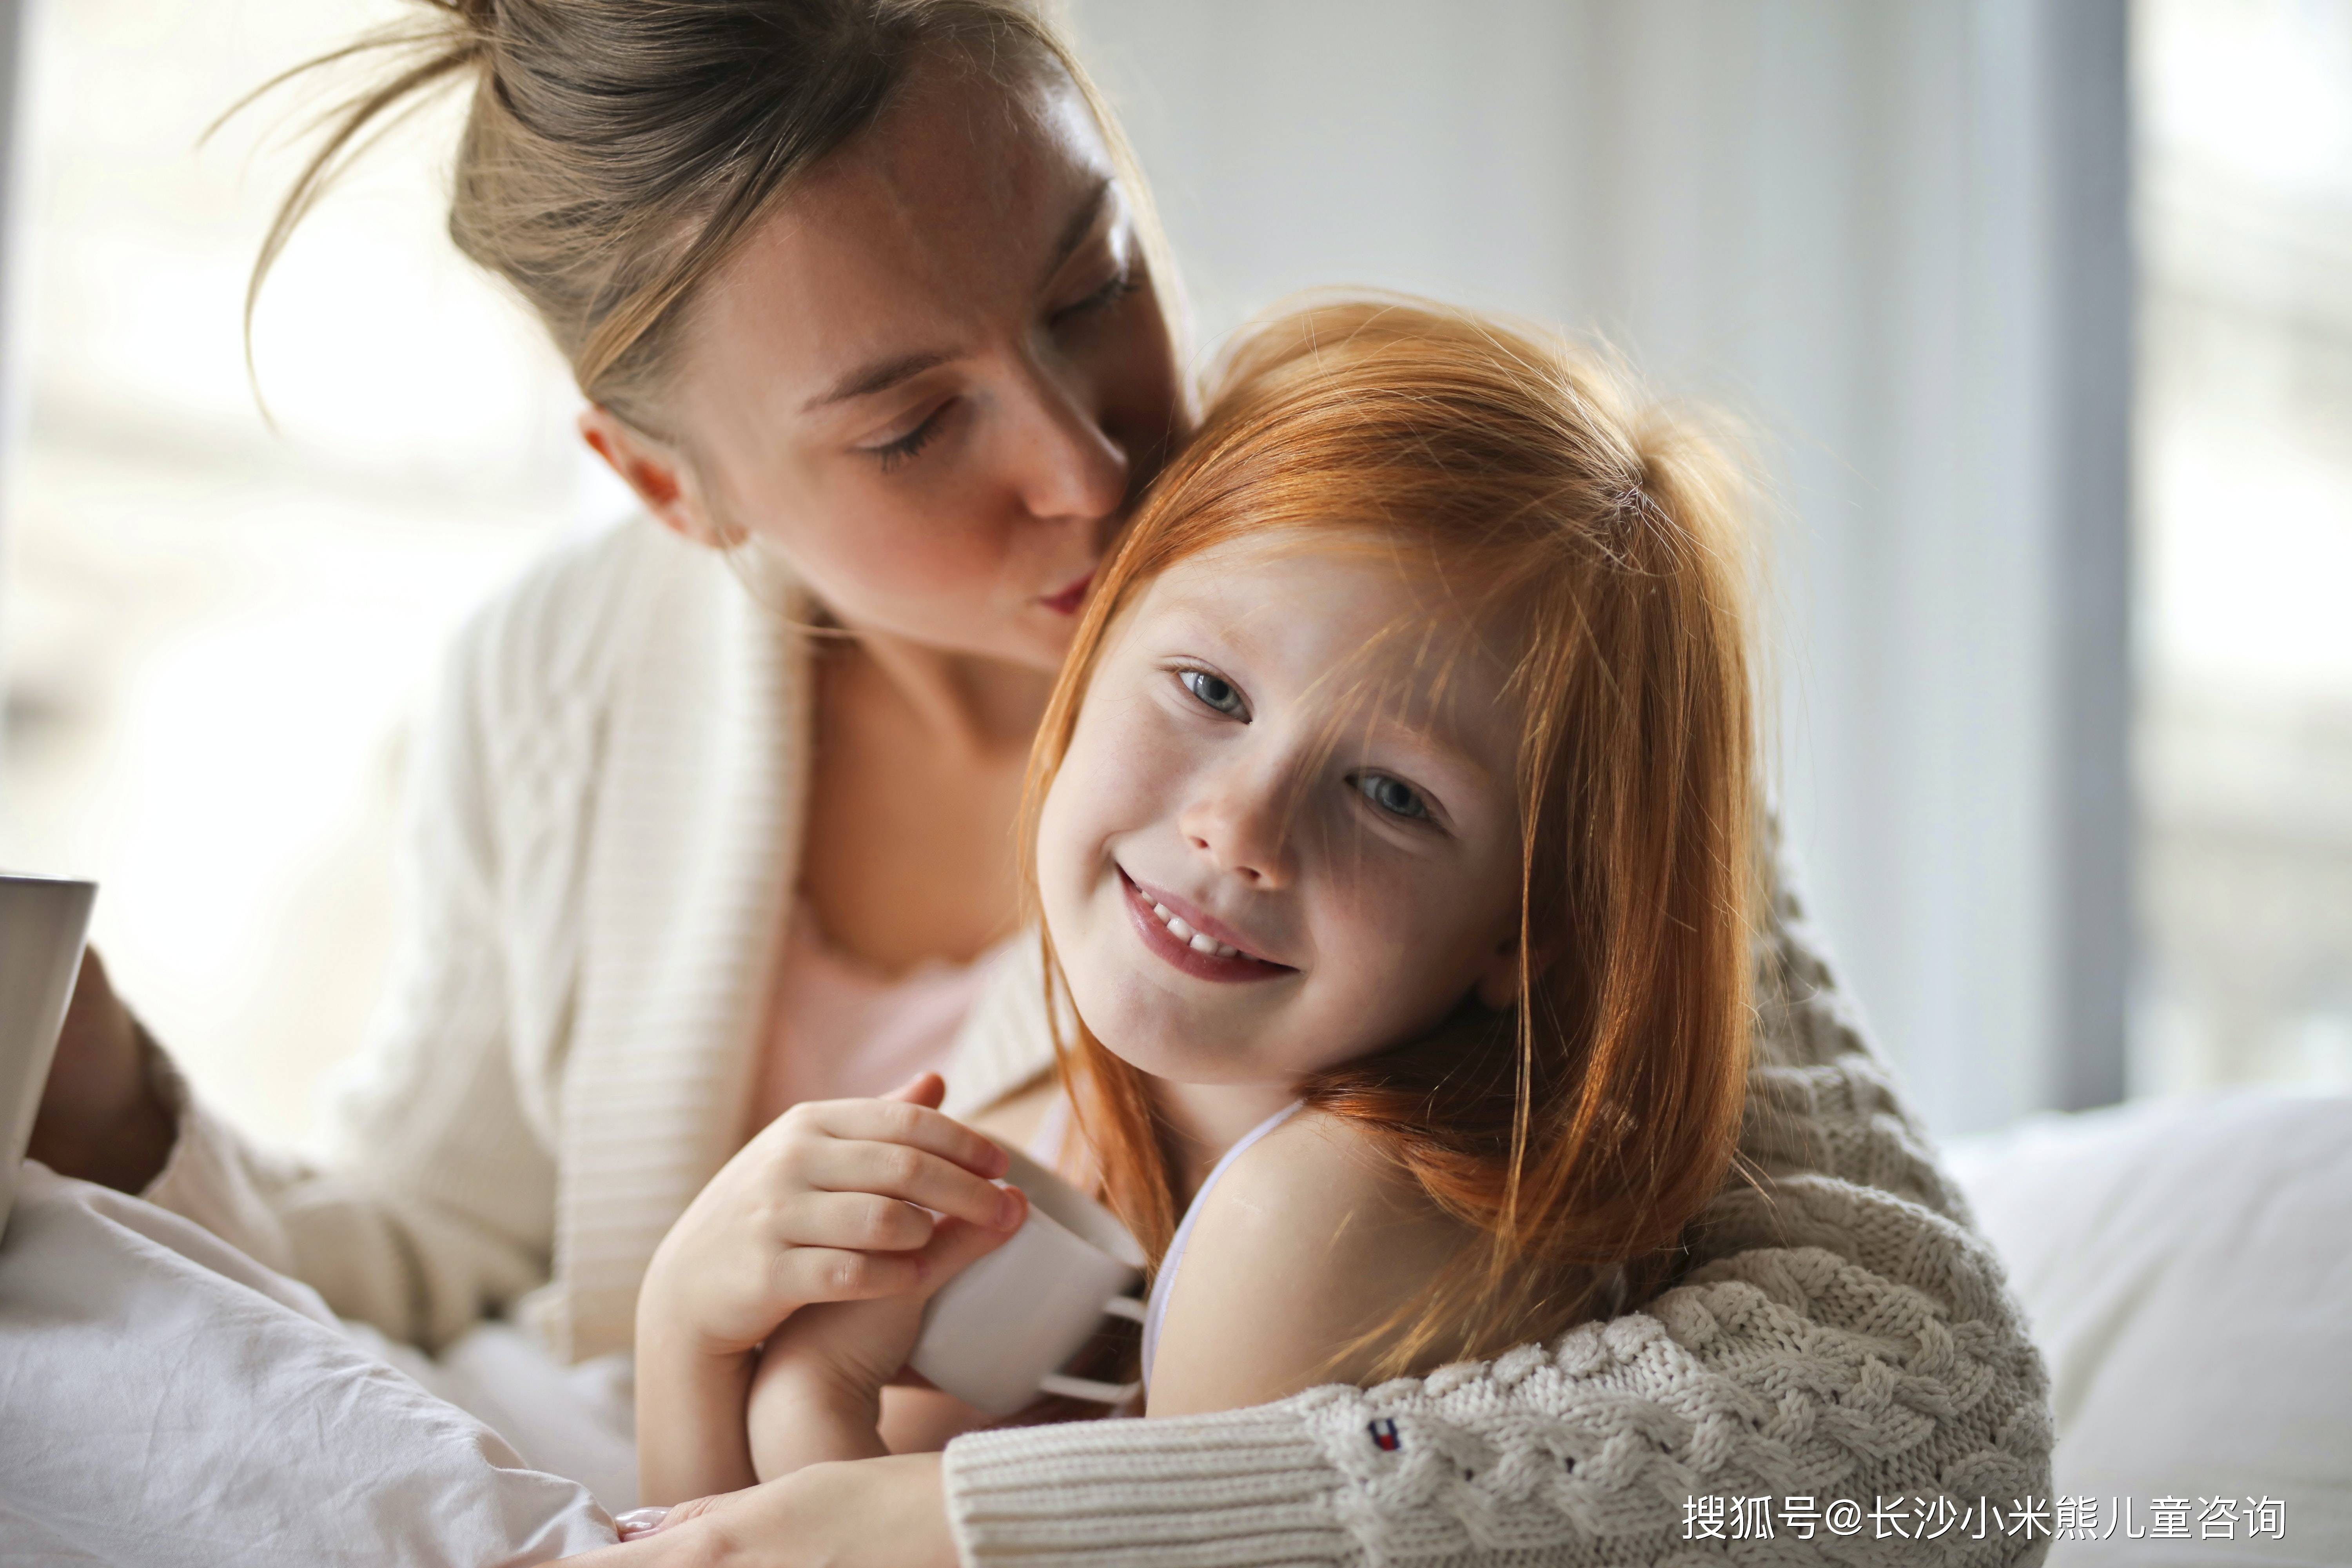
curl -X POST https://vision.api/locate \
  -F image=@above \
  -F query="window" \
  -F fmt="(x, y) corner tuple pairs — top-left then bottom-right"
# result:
(0, 0), (623, 1145)
(2134, 0), (2352, 1094)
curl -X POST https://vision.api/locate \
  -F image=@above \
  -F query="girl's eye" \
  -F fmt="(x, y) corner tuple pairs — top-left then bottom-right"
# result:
(1355, 773), (1431, 821)
(1179, 669), (1247, 718)
(867, 404), (950, 472)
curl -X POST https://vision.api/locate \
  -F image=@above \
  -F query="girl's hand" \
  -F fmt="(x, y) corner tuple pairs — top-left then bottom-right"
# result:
(633, 1073), (1019, 1503)
(567, 1455), (957, 1568)
(639, 1073), (1020, 1359)
(744, 1208), (1016, 1479)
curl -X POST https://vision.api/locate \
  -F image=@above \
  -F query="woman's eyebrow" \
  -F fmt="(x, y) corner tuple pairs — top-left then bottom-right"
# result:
(1038, 178), (1114, 290)
(802, 348), (955, 412)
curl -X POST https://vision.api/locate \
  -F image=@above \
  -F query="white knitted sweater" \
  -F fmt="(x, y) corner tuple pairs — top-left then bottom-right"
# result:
(141, 520), (2052, 1566)
(942, 891), (2057, 1564)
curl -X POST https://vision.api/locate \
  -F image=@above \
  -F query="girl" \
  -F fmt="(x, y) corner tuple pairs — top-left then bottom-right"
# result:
(635, 295), (1760, 1492)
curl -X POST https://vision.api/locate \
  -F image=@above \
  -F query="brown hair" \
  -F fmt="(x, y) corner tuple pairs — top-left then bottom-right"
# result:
(238, 0), (1168, 429)
(1023, 296), (1762, 1378)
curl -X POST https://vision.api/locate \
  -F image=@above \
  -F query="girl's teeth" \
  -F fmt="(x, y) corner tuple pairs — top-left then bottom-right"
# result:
(1138, 884), (1247, 961)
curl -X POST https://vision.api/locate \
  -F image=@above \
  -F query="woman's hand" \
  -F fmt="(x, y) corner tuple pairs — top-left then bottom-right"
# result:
(570, 1454), (959, 1568)
(639, 1073), (1020, 1359)
(26, 949), (176, 1193)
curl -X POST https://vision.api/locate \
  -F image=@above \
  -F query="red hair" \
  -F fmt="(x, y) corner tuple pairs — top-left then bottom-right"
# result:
(1022, 296), (1761, 1375)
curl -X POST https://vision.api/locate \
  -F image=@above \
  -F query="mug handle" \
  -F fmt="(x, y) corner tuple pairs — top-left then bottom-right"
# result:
(1037, 1372), (1142, 1404)
(1032, 1294), (1150, 1405)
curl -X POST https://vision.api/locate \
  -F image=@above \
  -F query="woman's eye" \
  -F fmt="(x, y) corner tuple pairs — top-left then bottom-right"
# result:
(866, 404), (949, 472)
(1179, 669), (1247, 718)
(1355, 773), (1431, 821)
(1052, 268), (1140, 326)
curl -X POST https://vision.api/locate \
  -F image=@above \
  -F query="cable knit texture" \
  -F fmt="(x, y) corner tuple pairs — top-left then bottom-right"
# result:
(943, 885), (2055, 1566)
(135, 519), (2051, 1564)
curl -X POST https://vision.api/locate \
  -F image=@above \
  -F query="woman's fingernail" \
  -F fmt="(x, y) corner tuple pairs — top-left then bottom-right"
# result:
(998, 1187), (1026, 1228)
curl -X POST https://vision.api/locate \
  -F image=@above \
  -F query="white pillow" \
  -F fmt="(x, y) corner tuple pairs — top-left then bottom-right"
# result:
(1946, 1093), (2352, 1566)
(0, 1164), (617, 1566)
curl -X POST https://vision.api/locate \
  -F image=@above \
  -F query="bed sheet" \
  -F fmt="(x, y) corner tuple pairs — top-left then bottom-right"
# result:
(0, 1163), (619, 1566)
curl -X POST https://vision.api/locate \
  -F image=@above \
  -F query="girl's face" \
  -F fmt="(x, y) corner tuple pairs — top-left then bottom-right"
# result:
(598, 51), (1183, 673)
(1036, 534), (1529, 1090)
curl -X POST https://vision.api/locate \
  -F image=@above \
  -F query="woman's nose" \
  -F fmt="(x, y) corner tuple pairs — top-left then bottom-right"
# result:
(1007, 360), (1130, 524)
(1177, 769), (1294, 890)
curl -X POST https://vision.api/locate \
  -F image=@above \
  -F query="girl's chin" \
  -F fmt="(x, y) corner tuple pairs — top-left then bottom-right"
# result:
(1077, 1005), (1276, 1085)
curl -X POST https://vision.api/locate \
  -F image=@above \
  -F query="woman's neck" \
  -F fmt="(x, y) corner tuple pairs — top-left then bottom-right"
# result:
(848, 626), (1054, 760)
(1152, 1079), (1304, 1200)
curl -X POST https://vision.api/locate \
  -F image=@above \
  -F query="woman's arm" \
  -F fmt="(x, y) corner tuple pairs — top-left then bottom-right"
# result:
(931, 851), (2054, 1566)
(557, 854), (2049, 1568)
(34, 557), (597, 1351)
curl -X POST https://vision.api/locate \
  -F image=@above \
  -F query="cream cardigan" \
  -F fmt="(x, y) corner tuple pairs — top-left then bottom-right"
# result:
(145, 519), (2054, 1564)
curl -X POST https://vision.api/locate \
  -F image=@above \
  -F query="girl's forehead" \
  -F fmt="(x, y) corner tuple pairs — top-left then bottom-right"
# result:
(1128, 533), (1526, 760)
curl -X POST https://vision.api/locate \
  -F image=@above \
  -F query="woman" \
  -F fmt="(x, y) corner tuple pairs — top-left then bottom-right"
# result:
(30, 2), (2051, 1563)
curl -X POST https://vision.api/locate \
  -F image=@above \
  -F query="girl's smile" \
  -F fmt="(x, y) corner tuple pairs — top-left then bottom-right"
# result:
(1118, 866), (1294, 980)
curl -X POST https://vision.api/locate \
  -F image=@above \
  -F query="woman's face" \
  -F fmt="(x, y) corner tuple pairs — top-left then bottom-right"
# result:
(612, 51), (1183, 673)
(1035, 535), (1529, 1091)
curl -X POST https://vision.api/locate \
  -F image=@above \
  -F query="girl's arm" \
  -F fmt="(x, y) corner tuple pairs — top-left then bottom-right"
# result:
(1143, 1112), (1477, 1417)
(741, 1213), (1011, 1478)
(633, 1075), (1020, 1503)
(740, 1083), (1058, 1478)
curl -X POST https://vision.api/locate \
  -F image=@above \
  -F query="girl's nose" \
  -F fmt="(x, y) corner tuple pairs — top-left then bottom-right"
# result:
(1008, 359), (1130, 524)
(1177, 770), (1294, 889)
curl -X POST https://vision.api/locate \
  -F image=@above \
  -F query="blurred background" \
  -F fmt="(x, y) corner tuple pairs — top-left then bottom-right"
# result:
(0, 0), (2343, 1148)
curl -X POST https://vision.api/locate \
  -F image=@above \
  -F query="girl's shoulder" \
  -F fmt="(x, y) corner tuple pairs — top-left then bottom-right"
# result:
(1217, 1106), (1437, 1228)
(1146, 1109), (1478, 1417)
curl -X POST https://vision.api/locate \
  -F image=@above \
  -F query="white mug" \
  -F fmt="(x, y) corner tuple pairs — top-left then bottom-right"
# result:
(909, 1142), (1147, 1417)
(0, 873), (98, 1237)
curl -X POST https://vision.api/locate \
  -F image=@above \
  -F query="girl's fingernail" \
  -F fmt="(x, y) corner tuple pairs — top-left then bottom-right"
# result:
(998, 1188), (1025, 1228)
(615, 1506), (671, 1539)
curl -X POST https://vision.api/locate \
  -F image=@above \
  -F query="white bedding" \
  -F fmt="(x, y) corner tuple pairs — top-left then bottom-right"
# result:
(9, 1093), (2343, 1566)
(0, 1164), (618, 1566)
(1947, 1092), (2352, 1566)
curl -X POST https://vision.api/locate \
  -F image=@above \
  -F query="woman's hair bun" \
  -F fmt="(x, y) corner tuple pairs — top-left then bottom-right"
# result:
(425, 0), (497, 42)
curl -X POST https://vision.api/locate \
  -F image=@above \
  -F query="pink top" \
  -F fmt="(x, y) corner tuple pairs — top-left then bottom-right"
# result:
(749, 899), (1011, 1129)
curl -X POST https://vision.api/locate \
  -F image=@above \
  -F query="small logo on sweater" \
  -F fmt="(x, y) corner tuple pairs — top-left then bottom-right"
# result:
(1368, 1418), (1401, 1452)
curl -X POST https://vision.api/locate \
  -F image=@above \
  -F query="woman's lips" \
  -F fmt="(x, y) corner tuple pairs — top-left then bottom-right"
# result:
(1040, 572), (1093, 616)
(1119, 869), (1293, 984)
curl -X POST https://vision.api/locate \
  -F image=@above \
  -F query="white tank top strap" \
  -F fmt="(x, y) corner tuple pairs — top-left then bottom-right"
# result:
(1140, 1100), (1305, 1389)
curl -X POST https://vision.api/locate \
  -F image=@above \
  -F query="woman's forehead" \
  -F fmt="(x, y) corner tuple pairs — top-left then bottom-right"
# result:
(678, 53), (1116, 417)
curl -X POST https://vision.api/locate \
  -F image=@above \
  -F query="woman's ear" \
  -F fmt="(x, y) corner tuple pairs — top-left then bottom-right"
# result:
(578, 406), (733, 548)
